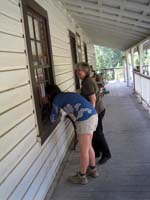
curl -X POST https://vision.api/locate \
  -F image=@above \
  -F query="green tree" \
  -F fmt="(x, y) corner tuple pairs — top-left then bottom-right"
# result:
(95, 46), (123, 70)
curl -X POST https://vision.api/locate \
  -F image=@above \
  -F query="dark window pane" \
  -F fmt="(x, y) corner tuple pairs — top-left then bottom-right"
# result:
(31, 40), (38, 66)
(37, 68), (45, 82)
(36, 42), (43, 65)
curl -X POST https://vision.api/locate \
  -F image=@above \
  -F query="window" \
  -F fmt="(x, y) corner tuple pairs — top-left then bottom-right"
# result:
(69, 30), (80, 89)
(22, 0), (60, 144)
(76, 32), (82, 62)
(83, 42), (88, 63)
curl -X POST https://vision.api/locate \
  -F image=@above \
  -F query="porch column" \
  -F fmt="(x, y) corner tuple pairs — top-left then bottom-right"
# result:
(131, 48), (135, 91)
(138, 43), (143, 74)
(125, 51), (130, 87)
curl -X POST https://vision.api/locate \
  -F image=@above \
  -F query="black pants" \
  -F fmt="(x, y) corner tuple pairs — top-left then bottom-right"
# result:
(92, 109), (111, 158)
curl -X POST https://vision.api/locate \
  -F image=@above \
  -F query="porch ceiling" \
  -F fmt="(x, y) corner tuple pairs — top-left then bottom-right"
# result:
(59, 0), (150, 50)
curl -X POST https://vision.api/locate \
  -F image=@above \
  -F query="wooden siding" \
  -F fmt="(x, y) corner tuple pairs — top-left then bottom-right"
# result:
(0, 0), (95, 200)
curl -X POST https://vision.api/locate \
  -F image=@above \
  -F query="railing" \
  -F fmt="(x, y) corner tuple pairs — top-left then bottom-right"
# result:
(134, 71), (150, 107)
(99, 67), (124, 81)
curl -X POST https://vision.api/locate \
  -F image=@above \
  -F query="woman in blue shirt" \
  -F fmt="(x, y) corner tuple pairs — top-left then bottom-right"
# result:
(45, 85), (98, 185)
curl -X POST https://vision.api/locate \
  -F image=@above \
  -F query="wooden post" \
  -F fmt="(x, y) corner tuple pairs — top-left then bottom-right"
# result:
(138, 43), (143, 74)
(131, 48), (135, 91)
(125, 51), (130, 87)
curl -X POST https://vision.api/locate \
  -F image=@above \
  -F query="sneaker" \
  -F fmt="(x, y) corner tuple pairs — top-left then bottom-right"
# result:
(87, 167), (99, 178)
(68, 172), (88, 185)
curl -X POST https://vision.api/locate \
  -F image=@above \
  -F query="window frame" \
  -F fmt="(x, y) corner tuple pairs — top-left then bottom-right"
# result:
(83, 42), (88, 63)
(69, 30), (80, 90)
(22, 0), (60, 144)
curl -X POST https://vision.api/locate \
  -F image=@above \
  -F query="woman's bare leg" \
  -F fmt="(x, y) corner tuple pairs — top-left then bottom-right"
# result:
(89, 134), (96, 167)
(78, 134), (91, 174)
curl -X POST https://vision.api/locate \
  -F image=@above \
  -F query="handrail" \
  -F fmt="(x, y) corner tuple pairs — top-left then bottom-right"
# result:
(134, 71), (150, 80)
(134, 71), (150, 107)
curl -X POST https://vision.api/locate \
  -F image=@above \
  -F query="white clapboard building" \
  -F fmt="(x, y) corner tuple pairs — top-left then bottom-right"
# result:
(0, 0), (150, 199)
(0, 0), (95, 199)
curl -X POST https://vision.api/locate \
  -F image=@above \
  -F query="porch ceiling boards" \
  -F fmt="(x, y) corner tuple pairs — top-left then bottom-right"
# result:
(59, 0), (150, 50)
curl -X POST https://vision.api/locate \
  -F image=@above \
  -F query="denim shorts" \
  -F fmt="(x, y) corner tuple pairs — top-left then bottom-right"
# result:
(76, 114), (98, 134)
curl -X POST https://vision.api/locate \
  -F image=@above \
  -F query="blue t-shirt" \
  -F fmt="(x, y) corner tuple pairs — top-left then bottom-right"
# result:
(50, 92), (97, 122)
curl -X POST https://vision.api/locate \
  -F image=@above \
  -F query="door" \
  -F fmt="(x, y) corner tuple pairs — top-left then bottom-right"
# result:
(69, 30), (80, 90)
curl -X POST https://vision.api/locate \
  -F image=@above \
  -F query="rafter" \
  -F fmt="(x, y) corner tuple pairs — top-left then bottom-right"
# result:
(79, 22), (143, 41)
(77, 17), (147, 38)
(133, 1), (150, 30)
(63, 0), (150, 22)
(103, 0), (150, 12)
(71, 12), (149, 34)
(82, 26), (138, 43)
(59, 0), (150, 50)
(65, 4), (150, 29)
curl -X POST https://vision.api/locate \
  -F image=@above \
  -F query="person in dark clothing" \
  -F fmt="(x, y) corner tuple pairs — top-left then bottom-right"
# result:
(76, 62), (111, 165)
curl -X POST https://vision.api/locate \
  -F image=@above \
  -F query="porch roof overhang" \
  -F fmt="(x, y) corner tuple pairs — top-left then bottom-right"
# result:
(58, 0), (150, 50)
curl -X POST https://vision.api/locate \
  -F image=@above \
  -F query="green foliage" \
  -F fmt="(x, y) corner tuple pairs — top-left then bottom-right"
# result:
(95, 46), (123, 70)
(142, 49), (150, 65)
(133, 51), (139, 65)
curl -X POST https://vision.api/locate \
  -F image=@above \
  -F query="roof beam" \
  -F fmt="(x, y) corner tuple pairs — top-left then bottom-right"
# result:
(133, 1), (150, 30)
(77, 17), (147, 38)
(86, 31), (134, 50)
(65, 4), (150, 29)
(79, 22), (142, 41)
(63, 0), (150, 22)
(83, 26), (138, 43)
(71, 12), (150, 34)
(104, 0), (150, 12)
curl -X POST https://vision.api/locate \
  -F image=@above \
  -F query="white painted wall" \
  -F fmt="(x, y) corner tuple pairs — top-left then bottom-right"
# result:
(0, 0), (95, 199)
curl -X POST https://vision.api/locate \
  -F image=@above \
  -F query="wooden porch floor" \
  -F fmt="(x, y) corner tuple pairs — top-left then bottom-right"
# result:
(50, 81), (150, 200)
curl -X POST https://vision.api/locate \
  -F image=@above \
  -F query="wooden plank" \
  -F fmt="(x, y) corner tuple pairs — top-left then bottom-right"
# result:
(66, 84), (75, 92)
(0, 69), (29, 92)
(0, 142), (40, 200)
(51, 37), (70, 49)
(53, 56), (72, 66)
(21, 125), (73, 200)
(0, 0), (21, 20)
(55, 72), (73, 85)
(0, 13), (23, 36)
(18, 144), (57, 200)
(50, 24), (68, 39)
(54, 65), (73, 76)
(0, 114), (35, 160)
(8, 0), (19, 6)
(51, 32), (69, 44)
(0, 128), (37, 184)
(52, 44), (70, 52)
(0, 99), (33, 136)
(58, 79), (75, 91)
(33, 132), (73, 200)
(52, 46), (71, 57)
(0, 84), (31, 114)
(0, 121), (69, 199)
(0, 52), (26, 70)
(0, 32), (25, 52)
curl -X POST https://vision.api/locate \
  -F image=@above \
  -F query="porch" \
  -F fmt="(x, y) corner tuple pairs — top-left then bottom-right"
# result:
(50, 82), (150, 200)
(0, 0), (150, 199)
